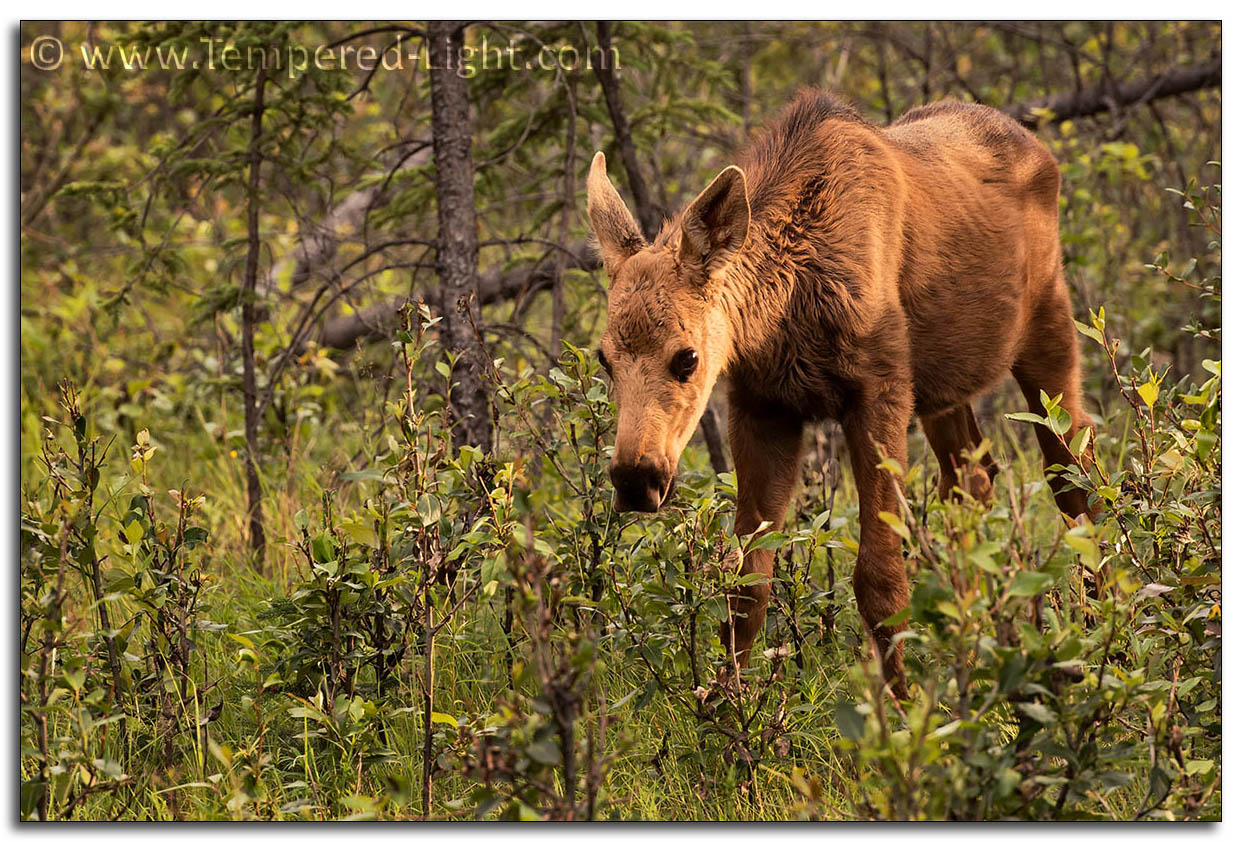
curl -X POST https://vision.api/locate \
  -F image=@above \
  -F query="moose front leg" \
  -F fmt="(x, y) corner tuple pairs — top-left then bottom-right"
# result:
(721, 403), (805, 671)
(843, 385), (914, 699)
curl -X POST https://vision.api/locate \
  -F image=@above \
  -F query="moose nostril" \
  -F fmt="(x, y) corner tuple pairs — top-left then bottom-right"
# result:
(610, 460), (668, 513)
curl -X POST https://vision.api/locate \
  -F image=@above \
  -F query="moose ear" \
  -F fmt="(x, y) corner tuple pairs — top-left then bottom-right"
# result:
(587, 152), (646, 276)
(679, 165), (750, 280)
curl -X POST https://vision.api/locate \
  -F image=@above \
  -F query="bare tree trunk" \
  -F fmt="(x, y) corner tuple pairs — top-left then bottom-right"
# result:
(429, 20), (492, 453)
(551, 77), (578, 352)
(240, 62), (268, 558)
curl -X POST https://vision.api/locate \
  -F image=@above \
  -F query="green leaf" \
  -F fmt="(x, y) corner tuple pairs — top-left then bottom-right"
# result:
(311, 534), (335, 566)
(1005, 411), (1047, 427)
(748, 531), (787, 552)
(996, 767), (1022, 798)
(1065, 530), (1101, 572)
(834, 702), (866, 742)
(876, 511), (909, 542)
(967, 543), (1002, 574)
(183, 526), (209, 547)
(92, 758), (126, 779)
(20, 781), (44, 820)
(1016, 702), (1056, 725)
(524, 739), (561, 766)
(123, 519), (145, 546)
(288, 705), (329, 724)
(1184, 759), (1214, 777)
(339, 468), (385, 483)
(1073, 319), (1104, 345)
(1095, 770), (1134, 794)
(339, 520), (377, 549)
(1009, 570), (1054, 597)
(608, 687), (640, 711)
(1048, 405), (1072, 436)
(1137, 379), (1159, 409)
(1068, 426), (1092, 457)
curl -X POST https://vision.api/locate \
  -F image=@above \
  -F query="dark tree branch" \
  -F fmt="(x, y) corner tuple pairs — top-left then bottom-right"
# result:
(315, 242), (599, 351)
(1003, 56), (1221, 128)
(258, 140), (433, 295)
(21, 107), (107, 228)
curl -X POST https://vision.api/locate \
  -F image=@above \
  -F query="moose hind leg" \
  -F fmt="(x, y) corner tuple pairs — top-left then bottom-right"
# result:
(1011, 285), (1096, 520)
(920, 404), (997, 503)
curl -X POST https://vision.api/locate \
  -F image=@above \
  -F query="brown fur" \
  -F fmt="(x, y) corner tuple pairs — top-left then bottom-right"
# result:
(587, 91), (1094, 698)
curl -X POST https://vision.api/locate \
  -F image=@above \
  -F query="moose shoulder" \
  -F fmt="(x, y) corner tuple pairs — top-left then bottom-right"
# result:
(587, 90), (1094, 699)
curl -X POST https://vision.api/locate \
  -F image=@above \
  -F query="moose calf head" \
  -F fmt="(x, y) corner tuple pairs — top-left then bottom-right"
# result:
(586, 152), (751, 513)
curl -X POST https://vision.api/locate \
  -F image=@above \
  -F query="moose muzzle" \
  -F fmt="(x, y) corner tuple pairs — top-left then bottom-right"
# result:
(609, 456), (673, 513)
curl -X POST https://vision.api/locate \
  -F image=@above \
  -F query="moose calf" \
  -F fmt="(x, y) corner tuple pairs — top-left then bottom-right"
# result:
(587, 91), (1093, 698)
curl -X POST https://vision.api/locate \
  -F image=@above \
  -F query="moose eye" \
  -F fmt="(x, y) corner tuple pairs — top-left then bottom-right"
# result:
(596, 348), (613, 377)
(670, 348), (699, 383)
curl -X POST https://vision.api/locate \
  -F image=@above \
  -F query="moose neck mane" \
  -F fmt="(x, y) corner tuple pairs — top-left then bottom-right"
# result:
(702, 89), (872, 376)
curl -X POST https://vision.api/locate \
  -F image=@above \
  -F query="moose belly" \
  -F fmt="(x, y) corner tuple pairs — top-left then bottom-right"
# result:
(904, 276), (1026, 415)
